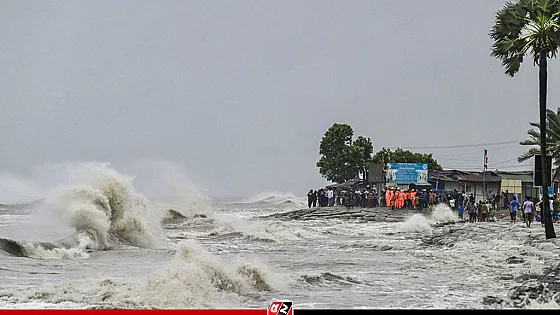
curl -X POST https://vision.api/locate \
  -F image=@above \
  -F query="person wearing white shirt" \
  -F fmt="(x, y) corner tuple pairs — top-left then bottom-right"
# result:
(327, 189), (334, 207)
(522, 197), (534, 228)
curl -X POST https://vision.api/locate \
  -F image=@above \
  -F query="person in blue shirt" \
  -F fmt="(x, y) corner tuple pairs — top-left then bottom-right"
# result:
(457, 198), (465, 221)
(509, 196), (520, 224)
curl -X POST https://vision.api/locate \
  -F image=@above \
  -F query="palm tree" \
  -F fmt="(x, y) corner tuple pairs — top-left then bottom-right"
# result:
(490, 0), (560, 239)
(518, 108), (560, 181)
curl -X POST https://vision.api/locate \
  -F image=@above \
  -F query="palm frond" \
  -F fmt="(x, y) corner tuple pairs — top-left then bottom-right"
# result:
(518, 147), (541, 162)
(518, 106), (560, 166)
(526, 128), (541, 140)
(490, 0), (560, 76)
(520, 139), (539, 146)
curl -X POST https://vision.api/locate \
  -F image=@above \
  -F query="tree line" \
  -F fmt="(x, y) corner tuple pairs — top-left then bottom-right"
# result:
(316, 123), (442, 184)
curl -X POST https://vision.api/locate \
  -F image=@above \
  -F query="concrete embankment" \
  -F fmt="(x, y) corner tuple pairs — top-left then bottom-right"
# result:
(261, 206), (432, 223)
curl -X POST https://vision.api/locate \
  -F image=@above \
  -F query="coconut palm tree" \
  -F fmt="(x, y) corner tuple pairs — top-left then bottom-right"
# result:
(518, 108), (560, 181)
(490, 0), (560, 238)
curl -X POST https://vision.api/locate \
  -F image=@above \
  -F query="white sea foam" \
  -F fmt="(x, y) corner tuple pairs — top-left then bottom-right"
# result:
(430, 204), (457, 222)
(398, 204), (456, 233)
(0, 162), (169, 259)
(19, 233), (96, 259)
(211, 213), (321, 242)
(526, 299), (560, 309)
(0, 240), (278, 309)
(4, 163), (559, 309)
(135, 240), (275, 308)
(398, 214), (433, 233)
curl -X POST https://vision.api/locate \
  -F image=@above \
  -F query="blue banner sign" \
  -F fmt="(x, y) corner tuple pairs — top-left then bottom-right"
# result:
(386, 163), (429, 184)
(539, 186), (553, 197)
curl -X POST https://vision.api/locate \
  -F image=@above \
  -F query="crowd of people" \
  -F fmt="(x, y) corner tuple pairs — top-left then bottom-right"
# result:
(453, 191), (489, 223)
(306, 185), (560, 228)
(453, 189), (560, 226)
(507, 195), (560, 228)
(307, 187), (380, 209)
(306, 186), (449, 210)
(383, 187), (442, 210)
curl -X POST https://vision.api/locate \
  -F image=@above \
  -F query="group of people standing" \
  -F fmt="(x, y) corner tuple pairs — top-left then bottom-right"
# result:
(384, 187), (438, 210)
(307, 188), (335, 208)
(338, 188), (380, 208)
(307, 187), (380, 209)
(306, 186), (444, 210)
(456, 195), (489, 223)
(508, 195), (560, 228)
(306, 186), (560, 230)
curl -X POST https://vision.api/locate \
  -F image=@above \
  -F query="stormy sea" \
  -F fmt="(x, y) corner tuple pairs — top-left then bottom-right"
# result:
(1, 162), (560, 309)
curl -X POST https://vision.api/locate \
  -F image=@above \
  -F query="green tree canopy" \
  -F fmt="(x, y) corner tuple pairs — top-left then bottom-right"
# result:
(316, 123), (373, 183)
(519, 107), (560, 179)
(353, 136), (374, 179)
(490, 0), (560, 77)
(372, 148), (443, 170)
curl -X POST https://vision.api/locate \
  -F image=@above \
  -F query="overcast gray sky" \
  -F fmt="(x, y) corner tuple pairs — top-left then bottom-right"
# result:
(0, 0), (556, 199)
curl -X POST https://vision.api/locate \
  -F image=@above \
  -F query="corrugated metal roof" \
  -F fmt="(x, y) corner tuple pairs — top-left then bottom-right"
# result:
(497, 171), (534, 182)
(429, 170), (501, 183)
(455, 173), (502, 183)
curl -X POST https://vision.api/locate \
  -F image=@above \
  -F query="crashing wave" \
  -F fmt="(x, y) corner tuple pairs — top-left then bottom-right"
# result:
(6, 240), (276, 308)
(398, 204), (457, 233)
(0, 163), (163, 259)
(0, 228), (101, 259)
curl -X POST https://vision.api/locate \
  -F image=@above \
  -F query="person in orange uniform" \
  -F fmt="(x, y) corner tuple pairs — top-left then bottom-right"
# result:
(385, 188), (391, 208)
(391, 189), (398, 210)
(398, 189), (405, 209)
(428, 191), (435, 207)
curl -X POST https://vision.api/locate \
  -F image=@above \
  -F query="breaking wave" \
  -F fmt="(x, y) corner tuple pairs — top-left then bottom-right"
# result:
(0, 163), (164, 259)
(1, 240), (278, 308)
(0, 232), (97, 259)
(430, 204), (457, 222)
(398, 214), (433, 233)
(399, 204), (456, 233)
(141, 240), (274, 304)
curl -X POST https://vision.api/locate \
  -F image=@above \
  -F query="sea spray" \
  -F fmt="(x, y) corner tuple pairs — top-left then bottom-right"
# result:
(32, 163), (165, 254)
(398, 214), (433, 233)
(120, 160), (214, 219)
(19, 233), (95, 259)
(430, 204), (457, 222)
(13, 240), (278, 308)
(137, 240), (276, 307)
(399, 204), (456, 233)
